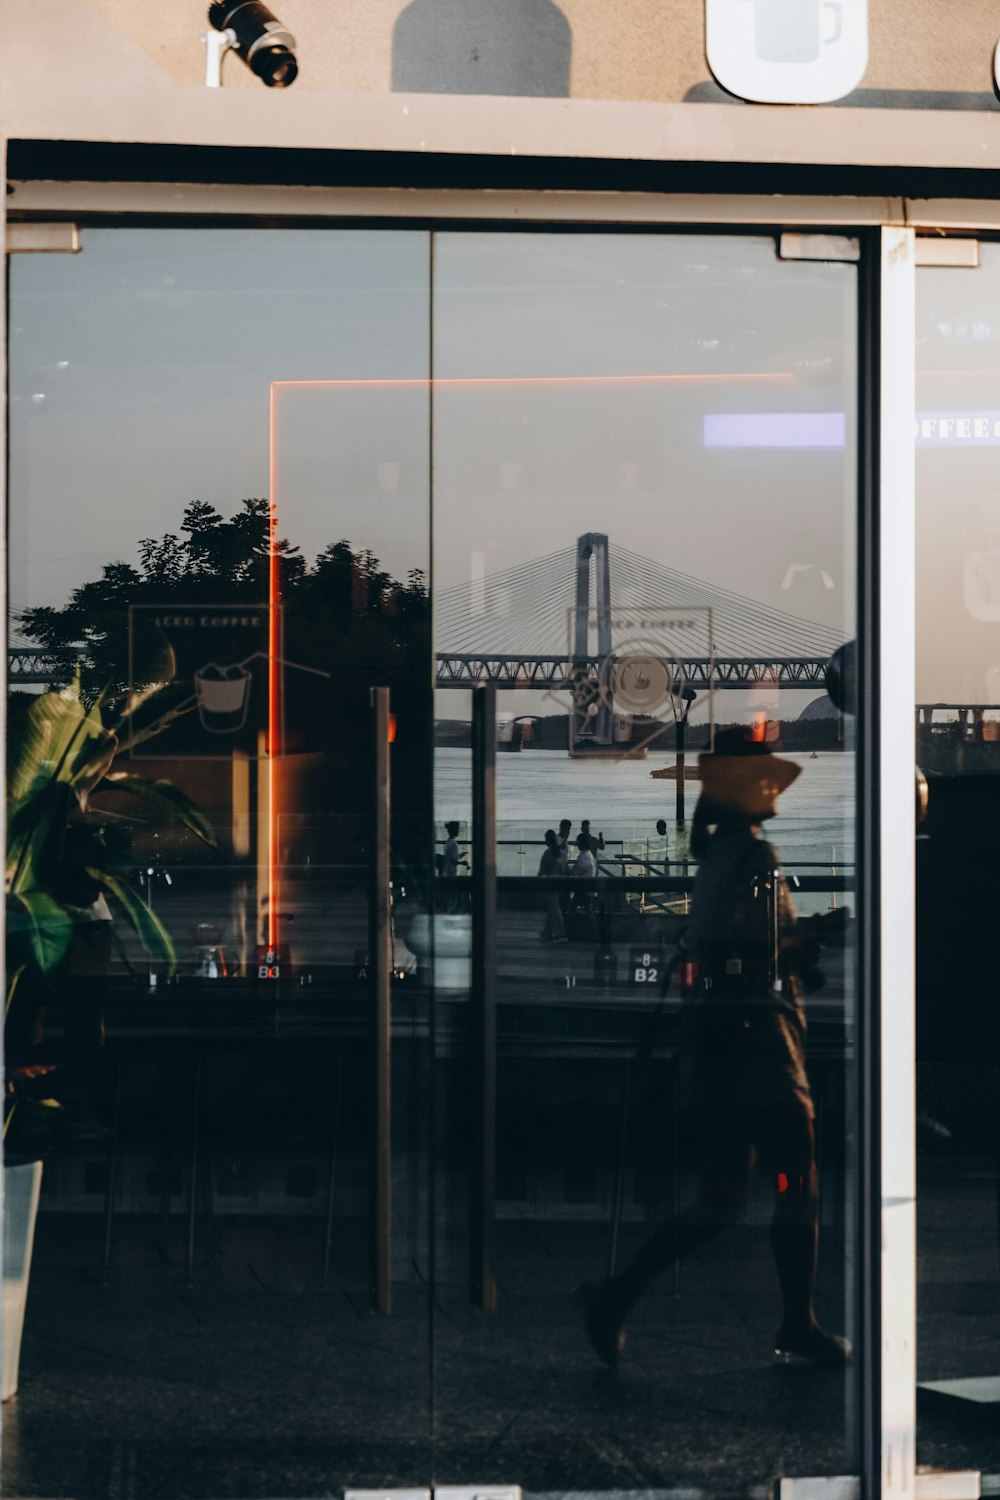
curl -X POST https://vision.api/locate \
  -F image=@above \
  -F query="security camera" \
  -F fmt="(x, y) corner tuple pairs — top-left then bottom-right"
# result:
(207, 2), (298, 87)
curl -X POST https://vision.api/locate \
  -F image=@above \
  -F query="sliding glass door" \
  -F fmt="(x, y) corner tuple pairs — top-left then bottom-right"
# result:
(428, 230), (863, 1489)
(5, 219), (870, 1498)
(5, 228), (436, 1495)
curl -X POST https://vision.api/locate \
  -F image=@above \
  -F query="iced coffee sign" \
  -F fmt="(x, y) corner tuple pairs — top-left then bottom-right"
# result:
(706, 0), (867, 104)
(565, 605), (714, 759)
(128, 604), (271, 759)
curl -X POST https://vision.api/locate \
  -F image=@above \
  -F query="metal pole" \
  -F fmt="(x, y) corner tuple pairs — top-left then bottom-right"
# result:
(202, 26), (236, 87)
(186, 1051), (201, 1286)
(675, 712), (687, 827)
(322, 1051), (343, 1292)
(100, 1047), (123, 1287)
(607, 1060), (632, 1278)
(471, 683), (497, 1311)
(370, 686), (392, 1315)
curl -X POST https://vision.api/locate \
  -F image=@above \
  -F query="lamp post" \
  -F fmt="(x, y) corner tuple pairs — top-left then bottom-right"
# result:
(674, 687), (697, 829)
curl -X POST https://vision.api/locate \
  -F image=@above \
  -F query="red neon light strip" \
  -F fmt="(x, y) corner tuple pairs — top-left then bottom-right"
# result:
(268, 384), (281, 953)
(271, 372), (794, 389)
(263, 363), (797, 943)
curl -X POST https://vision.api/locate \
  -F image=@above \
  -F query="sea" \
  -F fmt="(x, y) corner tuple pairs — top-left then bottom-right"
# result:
(435, 745), (855, 910)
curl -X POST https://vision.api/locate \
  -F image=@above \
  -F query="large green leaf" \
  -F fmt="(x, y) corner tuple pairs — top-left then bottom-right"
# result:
(9, 688), (91, 805)
(6, 780), (74, 893)
(94, 869), (176, 976)
(103, 774), (217, 847)
(5, 964), (26, 1020)
(6, 890), (74, 975)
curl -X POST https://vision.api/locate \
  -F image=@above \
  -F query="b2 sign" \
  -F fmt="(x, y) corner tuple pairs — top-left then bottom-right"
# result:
(706, 0), (867, 104)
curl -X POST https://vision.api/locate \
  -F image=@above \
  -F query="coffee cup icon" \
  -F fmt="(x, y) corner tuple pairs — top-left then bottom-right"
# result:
(195, 662), (252, 733)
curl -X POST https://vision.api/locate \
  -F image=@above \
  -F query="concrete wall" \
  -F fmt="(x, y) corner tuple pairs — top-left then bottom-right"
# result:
(77, 0), (1000, 108)
(3, 2), (1000, 182)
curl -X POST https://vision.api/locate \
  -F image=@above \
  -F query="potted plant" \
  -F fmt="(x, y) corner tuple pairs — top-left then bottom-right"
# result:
(4, 683), (214, 1399)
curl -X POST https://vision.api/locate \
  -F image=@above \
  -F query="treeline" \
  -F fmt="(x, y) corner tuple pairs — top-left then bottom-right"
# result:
(21, 497), (429, 704)
(436, 713), (848, 751)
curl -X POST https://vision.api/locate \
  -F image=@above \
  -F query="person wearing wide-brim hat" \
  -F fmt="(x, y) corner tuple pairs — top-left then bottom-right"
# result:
(694, 726), (801, 828)
(576, 725), (850, 1372)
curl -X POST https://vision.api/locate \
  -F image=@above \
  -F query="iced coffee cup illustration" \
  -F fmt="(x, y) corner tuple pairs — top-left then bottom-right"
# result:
(195, 662), (252, 733)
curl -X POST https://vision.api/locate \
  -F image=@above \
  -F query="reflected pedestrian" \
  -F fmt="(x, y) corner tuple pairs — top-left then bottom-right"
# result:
(538, 828), (568, 942)
(654, 817), (670, 871)
(440, 820), (468, 878)
(572, 832), (597, 879)
(569, 832), (599, 938)
(580, 820), (606, 861)
(556, 818), (572, 859)
(575, 728), (850, 1370)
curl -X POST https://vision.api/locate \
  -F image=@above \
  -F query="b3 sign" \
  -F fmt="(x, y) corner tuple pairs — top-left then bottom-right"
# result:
(706, 0), (867, 104)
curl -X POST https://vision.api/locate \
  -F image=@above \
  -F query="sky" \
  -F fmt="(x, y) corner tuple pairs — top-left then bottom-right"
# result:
(10, 224), (988, 708)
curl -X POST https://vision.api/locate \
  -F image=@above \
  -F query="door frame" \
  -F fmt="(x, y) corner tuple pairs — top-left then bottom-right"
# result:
(2, 189), (919, 1499)
(867, 225), (917, 1500)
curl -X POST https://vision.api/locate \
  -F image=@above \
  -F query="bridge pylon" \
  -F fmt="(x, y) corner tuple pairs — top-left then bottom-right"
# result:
(573, 532), (614, 748)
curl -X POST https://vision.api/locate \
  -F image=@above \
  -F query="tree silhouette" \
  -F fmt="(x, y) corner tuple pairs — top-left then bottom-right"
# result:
(19, 498), (433, 865)
(20, 497), (428, 713)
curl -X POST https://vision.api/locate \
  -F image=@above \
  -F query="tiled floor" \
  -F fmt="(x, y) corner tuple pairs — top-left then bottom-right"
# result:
(3, 1161), (998, 1500)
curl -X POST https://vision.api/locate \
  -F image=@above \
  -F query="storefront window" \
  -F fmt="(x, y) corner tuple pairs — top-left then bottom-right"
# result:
(6, 224), (865, 1497)
(429, 232), (862, 1487)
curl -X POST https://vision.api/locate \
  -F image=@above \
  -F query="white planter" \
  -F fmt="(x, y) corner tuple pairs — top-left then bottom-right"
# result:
(3, 1160), (43, 1401)
(406, 912), (472, 991)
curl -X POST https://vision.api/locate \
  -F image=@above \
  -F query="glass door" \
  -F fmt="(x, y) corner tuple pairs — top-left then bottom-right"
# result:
(5, 227), (436, 1497)
(427, 229), (864, 1491)
(6, 218), (873, 1499)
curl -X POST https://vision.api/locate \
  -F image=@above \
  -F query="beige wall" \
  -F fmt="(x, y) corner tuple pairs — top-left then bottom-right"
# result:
(79, 0), (1000, 104)
(4, 1), (1000, 179)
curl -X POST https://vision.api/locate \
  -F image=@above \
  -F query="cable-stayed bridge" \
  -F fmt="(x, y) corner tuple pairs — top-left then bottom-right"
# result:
(435, 535), (845, 706)
(9, 537), (847, 732)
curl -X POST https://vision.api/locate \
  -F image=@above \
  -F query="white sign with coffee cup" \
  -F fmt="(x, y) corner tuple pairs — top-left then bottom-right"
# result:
(706, 0), (868, 104)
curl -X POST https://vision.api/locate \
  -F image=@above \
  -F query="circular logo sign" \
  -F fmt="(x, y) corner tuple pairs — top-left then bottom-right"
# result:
(612, 655), (672, 714)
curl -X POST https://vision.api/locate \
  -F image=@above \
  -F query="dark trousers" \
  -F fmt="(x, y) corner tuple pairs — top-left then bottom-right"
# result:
(611, 1101), (820, 1331)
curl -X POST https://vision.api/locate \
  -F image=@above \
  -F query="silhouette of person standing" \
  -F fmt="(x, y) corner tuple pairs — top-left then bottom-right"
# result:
(538, 827), (568, 942)
(576, 727), (849, 1370)
(571, 832), (597, 880)
(580, 819), (606, 859)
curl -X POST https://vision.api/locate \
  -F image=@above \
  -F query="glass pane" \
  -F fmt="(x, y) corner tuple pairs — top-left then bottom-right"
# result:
(430, 231), (861, 1491)
(5, 228), (433, 1496)
(915, 250), (1000, 1468)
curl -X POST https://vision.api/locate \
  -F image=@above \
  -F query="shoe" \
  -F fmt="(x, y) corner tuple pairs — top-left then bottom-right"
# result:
(572, 1278), (626, 1369)
(773, 1322), (852, 1368)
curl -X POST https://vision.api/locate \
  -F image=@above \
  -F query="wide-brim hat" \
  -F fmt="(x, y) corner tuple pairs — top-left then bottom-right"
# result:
(697, 727), (800, 817)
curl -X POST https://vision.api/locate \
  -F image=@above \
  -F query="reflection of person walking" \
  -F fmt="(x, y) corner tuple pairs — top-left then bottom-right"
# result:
(440, 820), (468, 878)
(538, 828), (567, 942)
(575, 727), (850, 1370)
